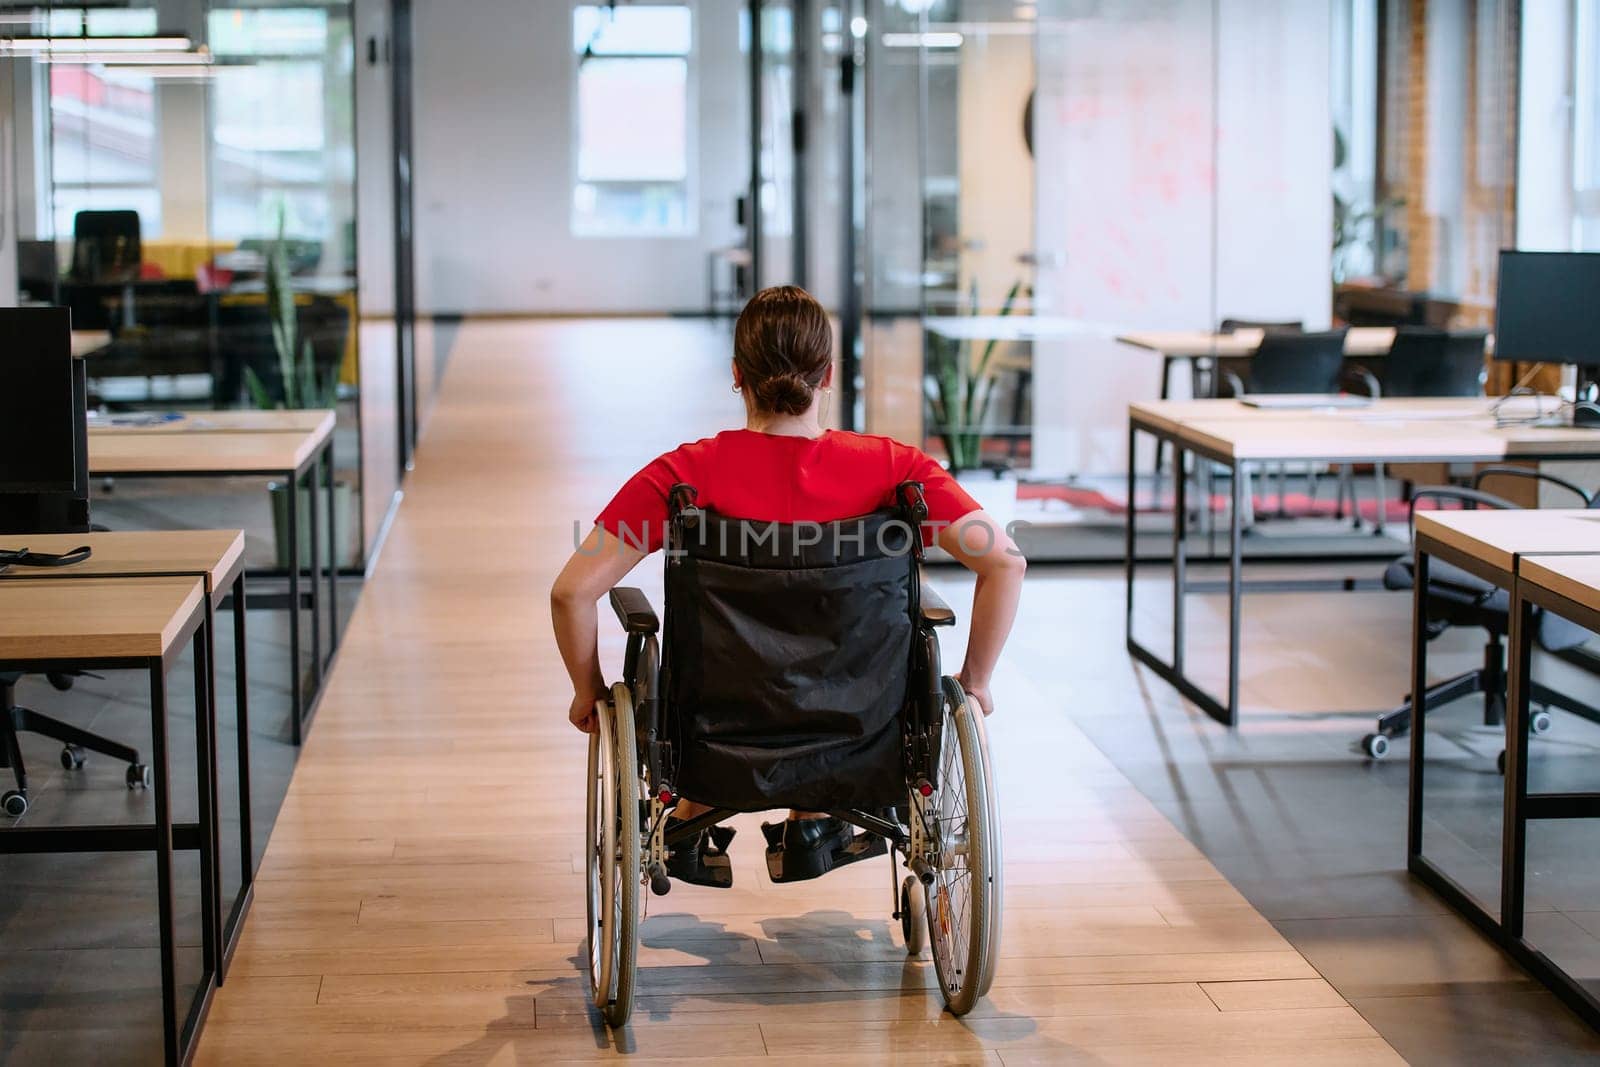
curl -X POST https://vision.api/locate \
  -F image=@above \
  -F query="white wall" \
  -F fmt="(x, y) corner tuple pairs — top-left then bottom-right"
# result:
(1516, 0), (1575, 250)
(410, 0), (750, 315)
(1030, 0), (1333, 476)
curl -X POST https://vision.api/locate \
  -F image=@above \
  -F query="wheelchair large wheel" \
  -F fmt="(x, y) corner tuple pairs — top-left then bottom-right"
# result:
(921, 677), (1002, 1015)
(584, 682), (641, 1028)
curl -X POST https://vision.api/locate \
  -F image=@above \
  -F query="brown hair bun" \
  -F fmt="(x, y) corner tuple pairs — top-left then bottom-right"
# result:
(734, 285), (832, 416)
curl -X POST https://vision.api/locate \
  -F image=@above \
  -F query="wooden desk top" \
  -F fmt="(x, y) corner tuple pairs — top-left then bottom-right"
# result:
(923, 315), (1117, 343)
(1519, 553), (1600, 616)
(1117, 326), (1399, 359)
(0, 530), (245, 596)
(1415, 510), (1600, 574)
(89, 409), (335, 437)
(88, 426), (326, 475)
(0, 577), (204, 661)
(1132, 398), (1600, 463)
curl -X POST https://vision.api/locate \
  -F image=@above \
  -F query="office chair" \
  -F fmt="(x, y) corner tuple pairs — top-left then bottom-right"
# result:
(1219, 330), (1364, 525)
(1336, 328), (1489, 532)
(1380, 327), (1488, 398)
(69, 210), (142, 284)
(1361, 467), (1600, 765)
(2, 674), (151, 816)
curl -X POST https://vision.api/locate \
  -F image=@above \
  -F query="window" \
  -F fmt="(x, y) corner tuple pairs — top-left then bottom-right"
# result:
(46, 8), (162, 237)
(572, 4), (694, 236)
(1575, 0), (1600, 248)
(208, 7), (352, 253)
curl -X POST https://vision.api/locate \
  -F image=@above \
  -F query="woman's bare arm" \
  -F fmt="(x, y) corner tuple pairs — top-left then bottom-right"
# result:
(550, 527), (648, 733)
(935, 510), (1026, 715)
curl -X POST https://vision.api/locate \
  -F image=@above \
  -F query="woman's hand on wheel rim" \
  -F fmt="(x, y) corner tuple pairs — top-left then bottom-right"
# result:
(956, 672), (994, 717)
(569, 692), (600, 734)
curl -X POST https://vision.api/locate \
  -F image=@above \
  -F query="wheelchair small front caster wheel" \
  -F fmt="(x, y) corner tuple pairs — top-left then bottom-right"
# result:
(1362, 733), (1390, 760)
(900, 874), (927, 956)
(1531, 710), (1553, 736)
(127, 764), (152, 790)
(60, 745), (86, 770)
(1497, 750), (1507, 776)
(2, 790), (27, 817)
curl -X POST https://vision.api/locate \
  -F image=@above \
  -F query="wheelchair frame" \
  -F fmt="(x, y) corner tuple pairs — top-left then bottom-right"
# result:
(583, 484), (1003, 1027)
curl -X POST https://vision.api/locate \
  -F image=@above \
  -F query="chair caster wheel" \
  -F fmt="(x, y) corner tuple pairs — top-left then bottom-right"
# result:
(900, 875), (927, 955)
(2, 790), (27, 817)
(127, 764), (152, 790)
(1531, 710), (1553, 736)
(1497, 750), (1507, 776)
(61, 745), (86, 770)
(47, 672), (75, 692)
(1362, 733), (1390, 759)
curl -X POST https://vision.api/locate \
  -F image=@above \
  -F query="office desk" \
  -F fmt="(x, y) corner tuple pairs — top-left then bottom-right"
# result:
(88, 409), (335, 436)
(1117, 326), (1399, 360)
(923, 314), (1116, 343)
(87, 422), (337, 744)
(1126, 400), (1600, 726)
(0, 577), (216, 1065)
(1404, 515), (1600, 1031)
(0, 530), (255, 971)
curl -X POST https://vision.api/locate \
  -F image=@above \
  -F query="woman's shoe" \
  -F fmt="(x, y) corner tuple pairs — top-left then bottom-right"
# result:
(761, 815), (885, 883)
(664, 819), (735, 888)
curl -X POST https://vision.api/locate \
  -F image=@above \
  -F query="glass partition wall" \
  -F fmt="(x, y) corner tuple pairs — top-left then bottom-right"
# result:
(2, 0), (368, 569)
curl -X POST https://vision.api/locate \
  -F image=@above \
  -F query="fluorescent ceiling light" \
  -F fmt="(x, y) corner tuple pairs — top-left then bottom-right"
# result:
(0, 34), (191, 54)
(882, 31), (964, 48)
(114, 65), (216, 79)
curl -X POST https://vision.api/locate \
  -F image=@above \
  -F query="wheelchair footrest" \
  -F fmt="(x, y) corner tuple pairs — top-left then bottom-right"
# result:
(761, 818), (887, 884)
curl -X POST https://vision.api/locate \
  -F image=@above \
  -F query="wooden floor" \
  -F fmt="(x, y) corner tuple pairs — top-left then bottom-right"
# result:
(197, 320), (1401, 1065)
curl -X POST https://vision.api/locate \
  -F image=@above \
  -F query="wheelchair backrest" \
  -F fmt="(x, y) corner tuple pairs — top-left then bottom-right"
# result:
(659, 484), (923, 811)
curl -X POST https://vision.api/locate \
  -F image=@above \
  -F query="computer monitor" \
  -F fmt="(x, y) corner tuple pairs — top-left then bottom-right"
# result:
(0, 307), (91, 534)
(1494, 251), (1600, 366)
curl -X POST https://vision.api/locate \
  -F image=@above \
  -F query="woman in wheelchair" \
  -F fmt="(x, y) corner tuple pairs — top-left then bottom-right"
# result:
(550, 285), (1023, 1020)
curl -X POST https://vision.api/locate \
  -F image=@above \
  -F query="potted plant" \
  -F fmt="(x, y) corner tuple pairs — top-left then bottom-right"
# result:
(924, 279), (1024, 521)
(247, 208), (352, 569)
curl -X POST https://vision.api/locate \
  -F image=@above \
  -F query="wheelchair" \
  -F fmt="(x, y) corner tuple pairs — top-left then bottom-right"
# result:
(584, 482), (1002, 1026)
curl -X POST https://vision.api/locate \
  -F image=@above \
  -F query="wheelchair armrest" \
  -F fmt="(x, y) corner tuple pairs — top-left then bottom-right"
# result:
(608, 587), (659, 635)
(919, 572), (957, 628)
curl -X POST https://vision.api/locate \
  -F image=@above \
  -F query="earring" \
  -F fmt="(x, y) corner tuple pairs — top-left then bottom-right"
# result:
(732, 383), (741, 393)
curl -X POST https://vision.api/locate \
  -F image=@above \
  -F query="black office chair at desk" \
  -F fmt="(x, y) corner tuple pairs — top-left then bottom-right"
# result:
(1361, 467), (1600, 764)
(1218, 329), (1365, 526)
(1334, 327), (1490, 530)
(1379, 327), (1489, 398)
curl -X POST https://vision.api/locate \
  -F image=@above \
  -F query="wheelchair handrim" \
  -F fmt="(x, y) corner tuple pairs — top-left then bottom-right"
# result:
(585, 705), (617, 1008)
(925, 679), (993, 1011)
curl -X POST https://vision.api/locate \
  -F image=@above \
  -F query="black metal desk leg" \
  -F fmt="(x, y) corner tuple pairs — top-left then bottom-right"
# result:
(1407, 549), (1431, 859)
(308, 458), (322, 695)
(148, 661), (179, 1064)
(233, 574), (253, 898)
(1502, 587), (1536, 937)
(194, 614), (220, 980)
(1225, 462), (1242, 725)
(1125, 421), (1138, 638)
(287, 466), (303, 745)
(324, 441), (339, 657)
(1173, 445), (1187, 675)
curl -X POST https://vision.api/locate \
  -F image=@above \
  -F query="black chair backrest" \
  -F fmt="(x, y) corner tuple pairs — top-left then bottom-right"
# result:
(663, 502), (919, 813)
(70, 210), (142, 283)
(1247, 329), (1348, 394)
(1220, 318), (1303, 334)
(1382, 327), (1487, 397)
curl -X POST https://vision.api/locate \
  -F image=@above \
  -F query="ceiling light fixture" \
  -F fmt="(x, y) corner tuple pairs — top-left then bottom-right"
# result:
(0, 34), (191, 54)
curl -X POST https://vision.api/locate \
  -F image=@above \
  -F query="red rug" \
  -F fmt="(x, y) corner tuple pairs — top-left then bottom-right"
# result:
(1018, 483), (1438, 524)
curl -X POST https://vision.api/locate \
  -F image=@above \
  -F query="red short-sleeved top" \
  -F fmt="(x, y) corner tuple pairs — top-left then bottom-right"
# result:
(593, 429), (981, 554)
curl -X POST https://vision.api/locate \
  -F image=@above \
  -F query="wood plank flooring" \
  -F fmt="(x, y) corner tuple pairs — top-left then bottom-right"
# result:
(196, 319), (1401, 1064)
